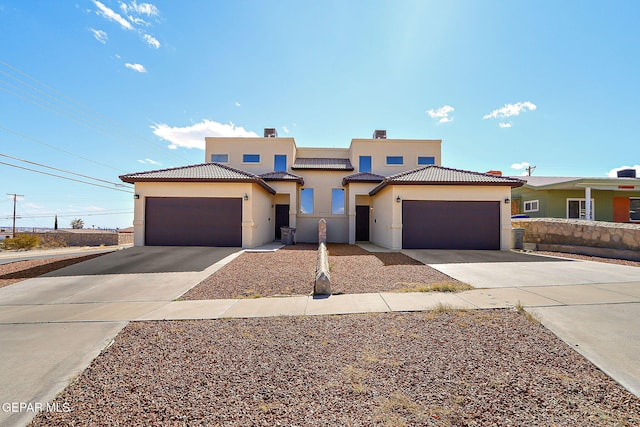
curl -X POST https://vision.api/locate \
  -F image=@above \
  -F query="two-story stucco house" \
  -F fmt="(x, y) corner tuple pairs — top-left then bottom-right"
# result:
(120, 129), (523, 250)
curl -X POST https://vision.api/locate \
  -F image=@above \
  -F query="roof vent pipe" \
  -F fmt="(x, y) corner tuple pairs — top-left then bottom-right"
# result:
(264, 128), (278, 138)
(617, 168), (637, 178)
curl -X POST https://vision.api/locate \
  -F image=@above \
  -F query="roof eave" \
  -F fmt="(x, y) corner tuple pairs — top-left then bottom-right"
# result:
(116, 177), (277, 194)
(370, 180), (523, 196)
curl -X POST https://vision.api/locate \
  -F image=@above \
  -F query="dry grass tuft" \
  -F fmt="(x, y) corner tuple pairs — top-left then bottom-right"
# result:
(396, 281), (473, 293)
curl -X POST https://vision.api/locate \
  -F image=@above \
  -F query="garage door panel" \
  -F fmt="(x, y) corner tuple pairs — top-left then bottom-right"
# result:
(402, 200), (500, 249)
(145, 197), (241, 246)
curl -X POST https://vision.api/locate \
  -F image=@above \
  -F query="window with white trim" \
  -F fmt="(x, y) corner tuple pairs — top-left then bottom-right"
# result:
(567, 198), (595, 219)
(523, 200), (539, 212)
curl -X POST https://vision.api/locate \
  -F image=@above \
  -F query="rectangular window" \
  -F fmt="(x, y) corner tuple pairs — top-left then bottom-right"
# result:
(417, 156), (435, 165)
(567, 199), (594, 219)
(359, 156), (372, 173)
(386, 156), (403, 165)
(211, 154), (228, 163)
(274, 155), (287, 172)
(523, 200), (539, 212)
(631, 198), (640, 221)
(243, 154), (260, 163)
(331, 189), (345, 215)
(300, 188), (314, 214)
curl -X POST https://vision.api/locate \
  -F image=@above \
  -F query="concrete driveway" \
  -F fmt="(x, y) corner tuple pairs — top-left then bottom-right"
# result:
(0, 246), (242, 427)
(404, 249), (640, 397)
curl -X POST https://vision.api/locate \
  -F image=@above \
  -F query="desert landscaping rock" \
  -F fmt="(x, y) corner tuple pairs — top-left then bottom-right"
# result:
(182, 244), (463, 300)
(31, 310), (640, 426)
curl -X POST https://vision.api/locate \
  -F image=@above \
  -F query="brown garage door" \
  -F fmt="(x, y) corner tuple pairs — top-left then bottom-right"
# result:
(402, 200), (500, 249)
(145, 197), (241, 246)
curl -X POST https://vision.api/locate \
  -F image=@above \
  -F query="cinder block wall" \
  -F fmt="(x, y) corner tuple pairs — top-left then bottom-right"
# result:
(511, 218), (640, 251)
(23, 232), (120, 247)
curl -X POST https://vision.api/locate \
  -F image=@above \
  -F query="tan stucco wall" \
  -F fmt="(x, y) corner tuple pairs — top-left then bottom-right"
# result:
(204, 137), (297, 174)
(349, 138), (442, 174)
(371, 185), (513, 250)
(132, 181), (274, 248)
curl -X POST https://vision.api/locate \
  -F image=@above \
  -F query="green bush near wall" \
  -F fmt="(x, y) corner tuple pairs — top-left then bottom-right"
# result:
(1, 234), (40, 250)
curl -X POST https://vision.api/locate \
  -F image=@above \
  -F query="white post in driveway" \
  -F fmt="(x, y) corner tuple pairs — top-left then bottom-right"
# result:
(585, 187), (592, 220)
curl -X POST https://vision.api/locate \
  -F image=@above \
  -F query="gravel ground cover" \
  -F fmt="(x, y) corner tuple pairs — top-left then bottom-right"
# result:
(535, 251), (640, 267)
(31, 309), (640, 426)
(0, 253), (107, 288)
(181, 244), (464, 300)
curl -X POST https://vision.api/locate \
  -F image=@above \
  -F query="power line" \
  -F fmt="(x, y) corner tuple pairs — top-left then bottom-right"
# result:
(0, 161), (134, 193)
(0, 152), (132, 187)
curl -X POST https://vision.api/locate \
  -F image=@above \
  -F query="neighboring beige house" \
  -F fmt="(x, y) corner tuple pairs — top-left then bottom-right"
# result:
(120, 129), (523, 250)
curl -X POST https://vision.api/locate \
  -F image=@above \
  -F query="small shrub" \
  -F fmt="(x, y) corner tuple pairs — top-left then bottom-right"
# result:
(1, 234), (40, 250)
(515, 301), (537, 323)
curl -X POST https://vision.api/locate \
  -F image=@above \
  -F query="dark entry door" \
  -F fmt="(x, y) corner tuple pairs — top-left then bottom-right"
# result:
(355, 205), (370, 241)
(145, 197), (241, 246)
(275, 204), (289, 239)
(402, 200), (500, 249)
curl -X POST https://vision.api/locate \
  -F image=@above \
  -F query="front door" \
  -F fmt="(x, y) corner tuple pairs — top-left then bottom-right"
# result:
(355, 205), (370, 241)
(275, 204), (289, 240)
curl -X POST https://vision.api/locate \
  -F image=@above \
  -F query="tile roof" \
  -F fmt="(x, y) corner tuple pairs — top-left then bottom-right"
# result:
(370, 165), (525, 195)
(291, 157), (354, 171)
(119, 162), (276, 194)
(342, 172), (385, 186)
(258, 171), (304, 184)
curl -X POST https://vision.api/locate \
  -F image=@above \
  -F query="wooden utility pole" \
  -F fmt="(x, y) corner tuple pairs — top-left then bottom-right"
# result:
(7, 193), (23, 237)
(525, 165), (537, 176)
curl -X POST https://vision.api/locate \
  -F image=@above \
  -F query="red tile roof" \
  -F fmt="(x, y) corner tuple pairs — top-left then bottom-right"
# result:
(259, 171), (304, 184)
(342, 172), (385, 186)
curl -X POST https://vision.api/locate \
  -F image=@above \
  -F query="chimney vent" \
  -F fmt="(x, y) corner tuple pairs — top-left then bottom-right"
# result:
(373, 130), (387, 139)
(264, 128), (278, 138)
(617, 168), (637, 178)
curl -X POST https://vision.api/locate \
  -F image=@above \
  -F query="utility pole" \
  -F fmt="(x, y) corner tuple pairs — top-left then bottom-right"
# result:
(7, 193), (23, 237)
(526, 165), (537, 176)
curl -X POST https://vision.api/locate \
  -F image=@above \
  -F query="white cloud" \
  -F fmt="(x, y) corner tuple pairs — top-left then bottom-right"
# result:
(93, 0), (133, 30)
(125, 63), (147, 72)
(282, 126), (289, 134)
(426, 105), (454, 123)
(137, 158), (161, 165)
(151, 120), (259, 150)
(484, 101), (536, 120)
(120, 1), (159, 16)
(143, 34), (160, 48)
(235, 101), (241, 107)
(499, 122), (512, 128)
(511, 162), (530, 170)
(607, 165), (640, 177)
(90, 28), (108, 44)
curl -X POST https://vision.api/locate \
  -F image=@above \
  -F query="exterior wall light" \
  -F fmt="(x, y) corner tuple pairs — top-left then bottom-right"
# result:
(244, 193), (249, 201)
(396, 196), (401, 203)
(504, 197), (511, 204)
(134, 194), (140, 199)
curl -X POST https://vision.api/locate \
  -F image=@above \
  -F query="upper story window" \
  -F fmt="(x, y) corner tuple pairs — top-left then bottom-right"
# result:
(300, 188), (314, 214)
(211, 154), (228, 163)
(243, 154), (261, 163)
(359, 156), (372, 173)
(332, 189), (345, 215)
(523, 200), (539, 212)
(274, 155), (287, 172)
(386, 156), (403, 165)
(417, 156), (435, 165)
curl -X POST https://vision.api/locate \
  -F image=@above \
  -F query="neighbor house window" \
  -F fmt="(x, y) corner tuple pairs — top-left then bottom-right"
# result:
(274, 155), (287, 172)
(359, 156), (372, 173)
(523, 200), (539, 212)
(417, 156), (435, 165)
(332, 189), (345, 215)
(211, 154), (228, 163)
(300, 188), (314, 214)
(631, 198), (640, 221)
(567, 199), (594, 219)
(243, 154), (260, 163)
(386, 156), (403, 165)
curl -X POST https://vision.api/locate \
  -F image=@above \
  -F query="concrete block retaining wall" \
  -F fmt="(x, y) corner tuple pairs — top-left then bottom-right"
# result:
(20, 232), (131, 247)
(511, 218), (640, 261)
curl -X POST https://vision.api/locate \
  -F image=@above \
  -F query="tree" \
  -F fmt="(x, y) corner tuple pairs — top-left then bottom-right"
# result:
(70, 218), (84, 229)
(54, 214), (58, 230)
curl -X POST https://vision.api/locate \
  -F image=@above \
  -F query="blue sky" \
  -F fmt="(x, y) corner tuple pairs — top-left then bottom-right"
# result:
(1, 1), (639, 229)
